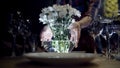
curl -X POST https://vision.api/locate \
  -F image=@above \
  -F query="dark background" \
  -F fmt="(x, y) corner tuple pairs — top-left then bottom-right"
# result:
(1, 0), (120, 36)
(0, 0), (120, 41)
(0, 0), (56, 39)
(0, 0), (57, 56)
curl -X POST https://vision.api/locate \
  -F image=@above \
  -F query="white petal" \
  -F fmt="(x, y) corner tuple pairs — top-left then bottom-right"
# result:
(48, 6), (54, 11)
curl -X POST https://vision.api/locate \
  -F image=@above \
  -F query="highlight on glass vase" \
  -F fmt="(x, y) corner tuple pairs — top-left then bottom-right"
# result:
(39, 4), (81, 53)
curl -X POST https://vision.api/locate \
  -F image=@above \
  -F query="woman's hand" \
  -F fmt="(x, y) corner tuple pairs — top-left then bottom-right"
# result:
(68, 22), (81, 48)
(40, 25), (53, 41)
(68, 16), (92, 48)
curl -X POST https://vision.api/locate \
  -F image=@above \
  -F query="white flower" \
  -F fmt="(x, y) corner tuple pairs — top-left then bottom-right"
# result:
(61, 31), (63, 34)
(71, 19), (75, 23)
(39, 4), (81, 26)
(41, 8), (49, 13)
(53, 4), (60, 11)
(74, 9), (81, 17)
(48, 6), (54, 11)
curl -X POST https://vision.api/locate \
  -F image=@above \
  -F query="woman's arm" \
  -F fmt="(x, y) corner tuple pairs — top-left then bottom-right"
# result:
(77, 0), (97, 28)
(68, 0), (97, 48)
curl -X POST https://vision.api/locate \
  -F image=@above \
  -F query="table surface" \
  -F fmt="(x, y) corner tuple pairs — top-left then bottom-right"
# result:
(0, 55), (120, 68)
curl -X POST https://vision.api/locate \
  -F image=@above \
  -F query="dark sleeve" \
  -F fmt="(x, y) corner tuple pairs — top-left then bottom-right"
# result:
(84, 0), (97, 16)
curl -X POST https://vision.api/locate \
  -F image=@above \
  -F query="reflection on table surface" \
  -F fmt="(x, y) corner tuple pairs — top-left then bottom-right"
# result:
(0, 55), (120, 68)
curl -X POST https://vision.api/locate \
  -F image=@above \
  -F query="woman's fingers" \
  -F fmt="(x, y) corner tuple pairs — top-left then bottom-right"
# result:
(68, 22), (81, 48)
(74, 28), (80, 48)
(69, 28), (80, 48)
(76, 27), (81, 47)
(40, 26), (53, 41)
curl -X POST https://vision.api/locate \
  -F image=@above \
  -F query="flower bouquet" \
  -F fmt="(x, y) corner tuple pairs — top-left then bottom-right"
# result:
(39, 4), (81, 53)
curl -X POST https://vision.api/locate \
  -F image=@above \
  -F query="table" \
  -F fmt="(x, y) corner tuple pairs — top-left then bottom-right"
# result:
(0, 56), (120, 68)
